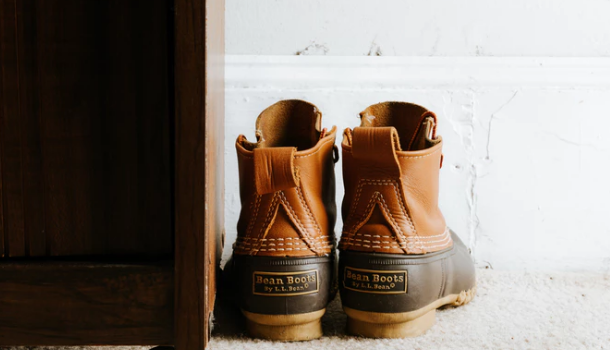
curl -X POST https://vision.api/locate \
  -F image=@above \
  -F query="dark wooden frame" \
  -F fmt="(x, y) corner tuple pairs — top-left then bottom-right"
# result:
(0, 261), (175, 345)
(0, 0), (224, 348)
(174, 0), (225, 348)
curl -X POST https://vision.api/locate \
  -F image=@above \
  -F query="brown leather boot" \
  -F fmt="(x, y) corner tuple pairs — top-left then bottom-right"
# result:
(338, 102), (476, 338)
(231, 100), (337, 341)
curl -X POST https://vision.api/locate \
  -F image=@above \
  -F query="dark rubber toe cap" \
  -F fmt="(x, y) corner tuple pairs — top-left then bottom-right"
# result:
(339, 230), (476, 313)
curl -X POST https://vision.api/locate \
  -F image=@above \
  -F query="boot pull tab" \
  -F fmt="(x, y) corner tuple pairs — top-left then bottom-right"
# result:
(351, 127), (402, 178)
(421, 110), (438, 140)
(253, 147), (299, 195)
(419, 112), (443, 168)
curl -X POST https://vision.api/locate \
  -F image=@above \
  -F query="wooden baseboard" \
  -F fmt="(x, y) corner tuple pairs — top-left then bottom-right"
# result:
(0, 260), (174, 346)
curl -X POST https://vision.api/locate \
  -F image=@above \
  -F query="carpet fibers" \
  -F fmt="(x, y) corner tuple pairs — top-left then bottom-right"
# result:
(5, 269), (610, 350)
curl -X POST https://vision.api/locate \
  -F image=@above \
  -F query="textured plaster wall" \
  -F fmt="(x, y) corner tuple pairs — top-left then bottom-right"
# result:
(226, 0), (610, 56)
(224, 0), (610, 272)
(223, 57), (610, 272)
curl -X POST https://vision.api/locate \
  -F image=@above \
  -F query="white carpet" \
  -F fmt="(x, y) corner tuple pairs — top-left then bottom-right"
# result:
(7, 269), (610, 350)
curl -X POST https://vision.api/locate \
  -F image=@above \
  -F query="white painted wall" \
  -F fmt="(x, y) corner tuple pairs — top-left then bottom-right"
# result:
(224, 56), (610, 273)
(224, 1), (610, 272)
(226, 0), (610, 56)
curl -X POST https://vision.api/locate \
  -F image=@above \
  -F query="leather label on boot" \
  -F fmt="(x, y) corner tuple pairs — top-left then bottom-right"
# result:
(252, 270), (319, 296)
(343, 267), (407, 294)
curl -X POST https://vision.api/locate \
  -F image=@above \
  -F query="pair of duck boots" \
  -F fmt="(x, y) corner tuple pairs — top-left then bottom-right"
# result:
(228, 100), (476, 341)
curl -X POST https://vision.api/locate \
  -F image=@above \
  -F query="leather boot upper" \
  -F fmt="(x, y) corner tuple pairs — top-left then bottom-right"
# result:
(234, 100), (337, 257)
(339, 102), (452, 255)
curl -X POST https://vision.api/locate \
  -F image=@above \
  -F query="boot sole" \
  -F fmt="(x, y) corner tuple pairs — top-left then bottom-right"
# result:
(339, 234), (477, 339)
(344, 286), (476, 338)
(242, 308), (326, 341)
(232, 254), (334, 341)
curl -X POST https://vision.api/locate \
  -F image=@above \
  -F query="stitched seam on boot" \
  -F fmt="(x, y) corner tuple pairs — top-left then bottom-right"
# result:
(342, 179), (423, 253)
(237, 239), (330, 249)
(341, 229), (450, 250)
(342, 191), (414, 252)
(252, 193), (280, 253)
(279, 192), (326, 254)
(245, 194), (262, 238)
(295, 185), (323, 237)
(238, 236), (330, 241)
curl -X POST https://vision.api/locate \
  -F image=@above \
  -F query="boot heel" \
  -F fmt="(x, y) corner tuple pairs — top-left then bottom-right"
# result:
(242, 309), (325, 341)
(345, 308), (436, 338)
(233, 255), (332, 340)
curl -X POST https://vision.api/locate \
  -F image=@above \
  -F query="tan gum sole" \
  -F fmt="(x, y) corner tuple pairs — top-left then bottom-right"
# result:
(242, 309), (326, 341)
(344, 286), (476, 338)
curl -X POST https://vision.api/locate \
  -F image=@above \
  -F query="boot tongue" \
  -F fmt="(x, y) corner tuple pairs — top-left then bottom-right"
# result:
(255, 100), (322, 150)
(360, 102), (438, 151)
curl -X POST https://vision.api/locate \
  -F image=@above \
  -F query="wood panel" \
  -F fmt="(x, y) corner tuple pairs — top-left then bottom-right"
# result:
(0, 0), (25, 257)
(174, 0), (225, 348)
(0, 261), (174, 345)
(0, 0), (172, 257)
